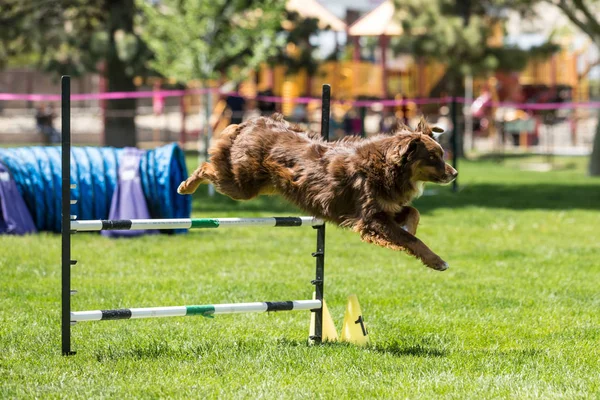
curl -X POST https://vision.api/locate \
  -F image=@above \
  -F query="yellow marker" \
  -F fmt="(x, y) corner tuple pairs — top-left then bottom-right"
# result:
(308, 295), (338, 344)
(340, 294), (369, 346)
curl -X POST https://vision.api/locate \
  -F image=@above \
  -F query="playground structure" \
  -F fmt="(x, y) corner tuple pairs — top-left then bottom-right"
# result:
(133, 44), (591, 149)
(61, 77), (333, 355)
(1, 43), (593, 152)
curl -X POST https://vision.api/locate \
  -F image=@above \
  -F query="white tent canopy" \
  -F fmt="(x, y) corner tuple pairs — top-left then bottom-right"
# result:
(286, 0), (347, 32)
(348, 0), (403, 36)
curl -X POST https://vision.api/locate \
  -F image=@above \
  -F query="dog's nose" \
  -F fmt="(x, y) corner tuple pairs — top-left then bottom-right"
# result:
(447, 166), (458, 179)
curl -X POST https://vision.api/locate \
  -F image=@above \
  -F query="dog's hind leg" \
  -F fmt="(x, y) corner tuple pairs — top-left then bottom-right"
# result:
(177, 162), (216, 194)
(394, 206), (420, 235)
(357, 212), (448, 271)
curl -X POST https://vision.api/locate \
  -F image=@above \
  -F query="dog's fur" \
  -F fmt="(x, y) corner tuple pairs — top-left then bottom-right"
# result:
(178, 114), (457, 270)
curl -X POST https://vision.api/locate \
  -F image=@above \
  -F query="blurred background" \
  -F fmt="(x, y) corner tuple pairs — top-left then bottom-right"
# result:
(1, 0), (599, 168)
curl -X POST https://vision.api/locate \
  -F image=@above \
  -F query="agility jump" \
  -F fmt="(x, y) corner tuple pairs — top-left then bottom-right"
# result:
(61, 76), (330, 355)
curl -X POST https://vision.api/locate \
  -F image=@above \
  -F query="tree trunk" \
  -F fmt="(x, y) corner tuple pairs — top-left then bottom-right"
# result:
(104, 0), (137, 148)
(589, 114), (600, 176)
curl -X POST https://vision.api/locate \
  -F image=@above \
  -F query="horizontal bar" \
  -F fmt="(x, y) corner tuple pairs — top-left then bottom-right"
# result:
(70, 217), (324, 232)
(71, 299), (321, 322)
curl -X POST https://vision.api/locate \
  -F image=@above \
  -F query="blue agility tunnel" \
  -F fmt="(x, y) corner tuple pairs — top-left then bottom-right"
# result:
(0, 144), (191, 233)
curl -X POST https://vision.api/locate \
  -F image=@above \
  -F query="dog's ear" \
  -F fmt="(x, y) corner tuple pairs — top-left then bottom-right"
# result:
(431, 126), (445, 139)
(398, 135), (422, 161)
(416, 117), (433, 137)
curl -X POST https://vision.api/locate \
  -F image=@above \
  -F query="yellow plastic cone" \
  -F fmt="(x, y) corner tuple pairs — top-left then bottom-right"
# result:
(308, 294), (338, 344)
(340, 294), (369, 346)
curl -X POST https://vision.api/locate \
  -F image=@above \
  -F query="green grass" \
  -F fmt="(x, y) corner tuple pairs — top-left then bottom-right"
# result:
(1, 156), (599, 399)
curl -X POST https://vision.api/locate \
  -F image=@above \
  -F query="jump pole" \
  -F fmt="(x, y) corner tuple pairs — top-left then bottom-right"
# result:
(71, 217), (323, 232)
(71, 300), (321, 322)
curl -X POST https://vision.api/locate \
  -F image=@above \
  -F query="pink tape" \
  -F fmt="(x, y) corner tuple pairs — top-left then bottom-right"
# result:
(247, 95), (451, 106)
(454, 96), (600, 110)
(0, 88), (213, 102)
(0, 93), (61, 101)
(1, 89), (599, 110)
(490, 101), (600, 110)
(351, 97), (451, 107)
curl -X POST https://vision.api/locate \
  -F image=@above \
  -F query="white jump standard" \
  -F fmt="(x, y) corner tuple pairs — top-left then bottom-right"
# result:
(60, 76), (331, 355)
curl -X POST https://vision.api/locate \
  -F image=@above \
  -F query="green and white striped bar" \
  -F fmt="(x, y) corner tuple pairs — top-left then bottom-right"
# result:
(70, 216), (324, 232)
(71, 300), (322, 322)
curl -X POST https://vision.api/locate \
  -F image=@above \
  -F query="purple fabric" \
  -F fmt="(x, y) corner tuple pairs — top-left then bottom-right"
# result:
(0, 163), (37, 235)
(102, 148), (157, 238)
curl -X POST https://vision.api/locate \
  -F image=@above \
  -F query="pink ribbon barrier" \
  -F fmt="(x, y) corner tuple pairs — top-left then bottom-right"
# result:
(351, 97), (451, 107)
(228, 93), (450, 106)
(1, 90), (599, 110)
(454, 97), (600, 110)
(0, 88), (213, 102)
(485, 101), (600, 110)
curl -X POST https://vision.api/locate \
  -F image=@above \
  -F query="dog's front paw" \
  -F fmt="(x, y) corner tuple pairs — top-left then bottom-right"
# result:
(423, 256), (449, 271)
(177, 181), (191, 195)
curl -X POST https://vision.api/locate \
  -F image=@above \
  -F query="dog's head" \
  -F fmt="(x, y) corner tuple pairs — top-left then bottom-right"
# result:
(390, 118), (458, 186)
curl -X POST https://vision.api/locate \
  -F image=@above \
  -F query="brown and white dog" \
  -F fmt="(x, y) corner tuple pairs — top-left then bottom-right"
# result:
(178, 114), (457, 271)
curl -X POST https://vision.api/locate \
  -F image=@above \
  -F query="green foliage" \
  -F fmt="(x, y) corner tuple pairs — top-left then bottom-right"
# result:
(1, 156), (600, 397)
(0, 0), (100, 75)
(269, 11), (324, 76)
(392, 0), (556, 78)
(394, 0), (486, 77)
(0, 0), (151, 77)
(137, 0), (286, 83)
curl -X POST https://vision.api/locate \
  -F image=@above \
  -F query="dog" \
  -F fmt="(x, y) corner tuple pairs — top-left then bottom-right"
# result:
(177, 114), (457, 271)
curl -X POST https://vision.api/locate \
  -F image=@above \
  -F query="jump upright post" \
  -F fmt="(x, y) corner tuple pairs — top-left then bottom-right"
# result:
(311, 84), (330, 344)
(61, 76), (75, 356)
(60, 78), (332, 354)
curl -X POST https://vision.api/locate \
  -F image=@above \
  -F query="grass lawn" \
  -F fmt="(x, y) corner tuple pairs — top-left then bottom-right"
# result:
(1, 155), (599, 398)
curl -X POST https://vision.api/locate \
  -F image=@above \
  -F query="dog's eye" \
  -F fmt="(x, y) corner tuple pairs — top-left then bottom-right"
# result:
(429, 155), (435, 160)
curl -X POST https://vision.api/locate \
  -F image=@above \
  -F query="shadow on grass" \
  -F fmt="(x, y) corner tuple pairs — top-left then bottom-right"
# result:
(95, 343), (183, 361)
(277, 338), (447, 357)
(371, 341), (447, 358)
(415, 183), (600, 212)
(93, 338), (448, 361)
(94, 338), (263, 361)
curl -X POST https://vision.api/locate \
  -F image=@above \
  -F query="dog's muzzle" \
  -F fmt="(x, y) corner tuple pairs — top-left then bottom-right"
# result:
(440, 165), (458, 185)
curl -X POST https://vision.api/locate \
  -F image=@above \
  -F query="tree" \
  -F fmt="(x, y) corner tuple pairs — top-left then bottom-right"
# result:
(392, 0), (535, 91)
(270, 11), (323, 79)
(391, 0), (547, 160)
(137, 0), (285, 83)
(0, 0), (152, 147)
(393, 0), (600, 175)
(545, 0), (600, 176)
(137, 0), (285, 164)
(486, 0), (600, 175)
